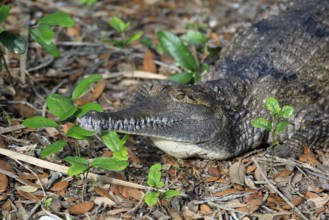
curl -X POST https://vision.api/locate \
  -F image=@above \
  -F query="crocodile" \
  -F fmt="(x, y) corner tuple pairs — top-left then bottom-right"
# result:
(79, 0), (329, 160)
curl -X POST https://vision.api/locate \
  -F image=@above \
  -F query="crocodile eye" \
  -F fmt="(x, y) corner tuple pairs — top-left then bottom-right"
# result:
(174, 93), (185, 100)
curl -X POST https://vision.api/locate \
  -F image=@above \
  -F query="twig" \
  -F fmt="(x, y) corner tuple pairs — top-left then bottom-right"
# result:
(102, 71), (166, 80)
(0, 168), (28, 185)
(0, 100), (43, 113)
(19, 11), (30, 84)
(0, 148), (149, 190)
(252, 156), (308, 220)
(27, 56), (54, 72)
(0, 124), (25, 135)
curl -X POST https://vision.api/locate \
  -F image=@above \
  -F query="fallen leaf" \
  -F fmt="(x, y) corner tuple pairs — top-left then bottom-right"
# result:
(199, 204), (212, 214)
(16, 190), (42, 201)
(282, 196), (304, 209)
(273, 169), (293, 179)
(69, 201), (94, 215)
(308, 194), (329, 208)
(244, 176), (256, 189)
(204, 176), (220, 183)
(0, 174), (8, 194)
(299, 146), (319, 165)
(143, 50), (157, 73)
(121, 186), (143, 201)
(305, 191), (319, 199)
(229, 160), (245, 185)
(95, 186), (116, 201)
(246, 198), (262, 214)
(225, 199), (246, 208)
(94, 197), (115, 207)
(1, 200), (11, 211)
(258, 213), (274, 220)
(215, 188), (241, 197)
(246, 165), (256, 174)
(63, 122), (74, 134)
(50, 181), (69, 192)
(16, 185), (38, 193)
(128, 148), (141, 164)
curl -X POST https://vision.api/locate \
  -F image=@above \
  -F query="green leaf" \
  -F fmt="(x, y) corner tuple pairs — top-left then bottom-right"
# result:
(30, 28), (60, 57)
(39, 12), (74, 27)
(77, 102), (104, 118)
(181, 30), (208, 46)
(66, 125), (96, 139)
(22, 116), (58, 128)
(78, 0), (97, 5)
(265, 97), (281, 116)
(126, 31), (143, 45)
(157, 31), (197, 72)
(167, 72), (193, 85)
(107, 38), (126, 47)
(140, 37), (154, 48)
(63, 156), (89, 176)
(38, 24), (54, 44)
(40, 140), (67, 158)
(91, 157), (129, 171)
(0, 31), (27, 54)
(278, 105), (294, 119)
(147, 163), (164, 188)
(275, 120), (290, 135)
(109, 16), (129, 33)
(43, 197), (53, 208)
(252, 118), (272, 131)
(119, 134), (129, 148)
(0, 5), (10, 24)
(113, 147), (128, 161)
(145, 192), (160, 206)
(101, 131), (121, 152)
(162, 190), (180, 199)
(72, 74), (102, 100)
(46, 94), (78, 121)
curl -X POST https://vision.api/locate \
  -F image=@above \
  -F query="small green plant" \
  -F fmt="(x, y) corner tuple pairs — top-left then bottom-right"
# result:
(78, 0), (97, 5)
(0, 5), (74, 73)
(157, 28), (219, 84)
(144, 163), (180, 206)
(252, 97), (294, 150)
(22, 74), (129, 173)
(107, 16), (143, 49)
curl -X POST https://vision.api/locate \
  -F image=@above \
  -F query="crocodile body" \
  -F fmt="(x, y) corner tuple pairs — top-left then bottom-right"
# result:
(79, 0), (329, 160)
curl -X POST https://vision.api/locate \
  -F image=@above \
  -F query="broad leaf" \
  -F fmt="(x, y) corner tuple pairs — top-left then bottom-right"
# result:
(167, 72), (193, 85)
(278, 105), (294, 119)
(109, 16), (129, 33)
(77, 102), (103, 118)
(157, 31), (197, 72)
(38, 24), (54, 43)
(113, 147), (128, 161)
(72, 74), (102, 100)
(91, 157), (128, 171)
(40, 140), (67, 157)
(101, 131), (121, 152)
(46, 94), (78, 121)
(22, 116), (58, 128)
(181, 30), (208, 46)
(66, 125), (96, 139)
(162, 190), (180, 199)
(145, 192), (160, 206)
(64, 156), (89, 176)
(265, 97), (281, 115)
(126, 31), (143, 45)
(30, 28), (60, 57)
(252, 118), (272, 132)
(39, 12), (74, 27)
(0, 31), (27, 54)
(147, 163), (164, 188)
(0, 5), (10, 24)
(275, 120), (290, 135)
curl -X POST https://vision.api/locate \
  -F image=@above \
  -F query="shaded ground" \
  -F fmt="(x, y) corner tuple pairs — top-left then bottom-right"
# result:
(0, 0), (328, 219)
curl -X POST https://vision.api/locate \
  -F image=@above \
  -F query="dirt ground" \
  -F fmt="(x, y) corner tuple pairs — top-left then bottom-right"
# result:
(0, 0), (328, 219)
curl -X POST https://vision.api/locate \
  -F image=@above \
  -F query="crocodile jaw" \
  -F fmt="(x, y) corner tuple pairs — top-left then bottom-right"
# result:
(151, 137), (230, 160)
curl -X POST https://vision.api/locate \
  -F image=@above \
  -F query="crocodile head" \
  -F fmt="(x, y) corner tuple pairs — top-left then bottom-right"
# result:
(78, 84), (230, 159)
